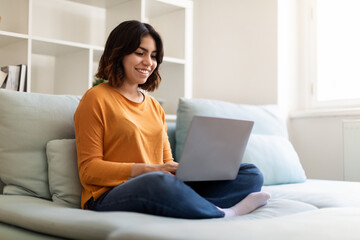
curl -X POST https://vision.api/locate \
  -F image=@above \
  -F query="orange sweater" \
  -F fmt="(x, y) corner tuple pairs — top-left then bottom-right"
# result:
(74, 83), (174, 209)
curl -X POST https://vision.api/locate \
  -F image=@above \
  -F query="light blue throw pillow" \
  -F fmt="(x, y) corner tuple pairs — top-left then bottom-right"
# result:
(46, 139), (82, 208)
(0, 89), (80, 199)
(175, 97), (306, 185)
(243, 134), (306, 185)
(176, 98), (288, 160)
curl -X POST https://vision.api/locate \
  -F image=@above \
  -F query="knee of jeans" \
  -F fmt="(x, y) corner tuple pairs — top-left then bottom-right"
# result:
(138, 172), (176, 188)
(241, 163), (264, 187)
(255, 168), (264, 187)
(253, 167), (264, 188)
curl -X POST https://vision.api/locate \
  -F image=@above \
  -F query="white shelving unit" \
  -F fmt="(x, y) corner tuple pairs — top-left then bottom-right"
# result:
(0, 0), (193, 115)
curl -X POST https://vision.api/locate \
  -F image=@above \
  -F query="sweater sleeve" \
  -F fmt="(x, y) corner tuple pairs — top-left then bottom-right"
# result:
(74, 91), (134, 189)
(159, 105), (174, 164)
(163, 124), (174, 163)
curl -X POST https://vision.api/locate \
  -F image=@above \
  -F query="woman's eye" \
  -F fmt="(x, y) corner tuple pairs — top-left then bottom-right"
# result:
(135, 52), (144, 56)
(151, 55), (157, 59)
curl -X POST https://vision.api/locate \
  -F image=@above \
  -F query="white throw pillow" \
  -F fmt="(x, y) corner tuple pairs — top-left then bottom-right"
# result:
(46, 139), (82, 208)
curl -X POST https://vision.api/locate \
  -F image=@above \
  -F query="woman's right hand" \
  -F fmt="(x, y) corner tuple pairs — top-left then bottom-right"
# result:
(130, 162), (178, 178)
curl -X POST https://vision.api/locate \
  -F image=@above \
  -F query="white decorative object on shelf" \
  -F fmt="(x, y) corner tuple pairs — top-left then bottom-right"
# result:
(0, 0), (193, 115)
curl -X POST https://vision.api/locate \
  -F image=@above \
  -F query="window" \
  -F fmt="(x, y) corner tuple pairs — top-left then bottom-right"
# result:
(308, 0), (360, 108)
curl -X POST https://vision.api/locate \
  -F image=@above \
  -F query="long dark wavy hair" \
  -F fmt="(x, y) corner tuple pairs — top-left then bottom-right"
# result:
(95, 20), (164, 92)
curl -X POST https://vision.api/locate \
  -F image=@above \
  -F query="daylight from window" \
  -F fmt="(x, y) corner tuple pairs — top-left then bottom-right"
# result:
(316, 0), (360, 101)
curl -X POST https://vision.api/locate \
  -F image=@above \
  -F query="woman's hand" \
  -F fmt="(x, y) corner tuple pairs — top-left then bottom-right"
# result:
(130, 162), (178, 178)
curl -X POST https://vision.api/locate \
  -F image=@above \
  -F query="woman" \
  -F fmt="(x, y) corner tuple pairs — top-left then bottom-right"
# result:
(74, 20), (270, 219)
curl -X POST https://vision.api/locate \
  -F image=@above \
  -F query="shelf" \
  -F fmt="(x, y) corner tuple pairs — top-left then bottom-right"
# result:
(152, 61), (184, 115)
(149, 7), (185, 59)
(0, 31), (28, 40)
(105, 0), (142, 35)
(69, 0), (129, 8)
(92, 50), (103, 81)
(0, 0), (29, 34)
(0, 0), (192, 116)
(32, 39), (90, 57)
(146, 0), (184, 18)
(0, 33), (27, 49)
(32, 0), (106, 46)
(0, 35), (28, 67)
(31, 40), (90, 95)
(163, 56), (186, 64)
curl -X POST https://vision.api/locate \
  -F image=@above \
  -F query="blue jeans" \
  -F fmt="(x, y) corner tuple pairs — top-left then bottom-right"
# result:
(87, 163), (263, 219)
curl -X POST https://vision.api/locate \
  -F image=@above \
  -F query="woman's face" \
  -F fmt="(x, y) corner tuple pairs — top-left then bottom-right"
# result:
(122, 35), (158, 87)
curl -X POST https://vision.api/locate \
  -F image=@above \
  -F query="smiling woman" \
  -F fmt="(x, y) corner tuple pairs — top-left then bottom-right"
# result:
(121, 35), (158, 99)
(95, 21), (164, 93)
(74, 20), (269, 220)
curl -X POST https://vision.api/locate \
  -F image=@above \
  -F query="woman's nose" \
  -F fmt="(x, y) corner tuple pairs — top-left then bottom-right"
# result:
(143, 55), (153, 66)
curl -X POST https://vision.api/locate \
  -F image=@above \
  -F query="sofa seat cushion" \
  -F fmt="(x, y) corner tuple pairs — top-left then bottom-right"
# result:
(0, 222), (63, 240)
(108, 207), (360, 240)
(262, 179), (360, 208)
(0, 90), (80, 199)
(0, 195), (316, 240)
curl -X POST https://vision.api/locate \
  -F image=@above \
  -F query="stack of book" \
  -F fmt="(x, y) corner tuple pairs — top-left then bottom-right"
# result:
(0, 64), (27, 92)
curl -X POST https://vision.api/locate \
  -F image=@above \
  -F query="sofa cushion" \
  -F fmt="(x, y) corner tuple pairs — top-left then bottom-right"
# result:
(262, 179), (360, 208)
(243, 134), (306, 185)
(0, 180), (4, 194)
(0, 222), (62, 240)
(107, 207), (360, 240)
(0, 89), (80, 199)
(0, 195), (317, 240)
(175, 98), (288, 161)
(175, 98), (306, 185)
(46, 139), (82, 208)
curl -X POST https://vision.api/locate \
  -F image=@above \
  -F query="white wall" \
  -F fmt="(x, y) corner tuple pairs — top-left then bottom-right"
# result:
(290, 113), (360, 181)
(193, 0), (278, 105)
(193, 0), (359, 181)
(291, 116), (344, 180)
(286, 1), (360, 181)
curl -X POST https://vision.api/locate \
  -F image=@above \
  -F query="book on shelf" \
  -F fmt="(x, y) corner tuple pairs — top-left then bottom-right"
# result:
(0, 70), (7, 88)
(1, 65), (20, 91)
(0, 64), (27, 92)
(18, 64), (27, 92)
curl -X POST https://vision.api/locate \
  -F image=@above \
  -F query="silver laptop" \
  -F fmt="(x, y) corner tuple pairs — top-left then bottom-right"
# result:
(176, 116), (254, 182)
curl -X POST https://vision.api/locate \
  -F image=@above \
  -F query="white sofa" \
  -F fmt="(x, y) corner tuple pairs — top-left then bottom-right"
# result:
(1, 89), (360, 240)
